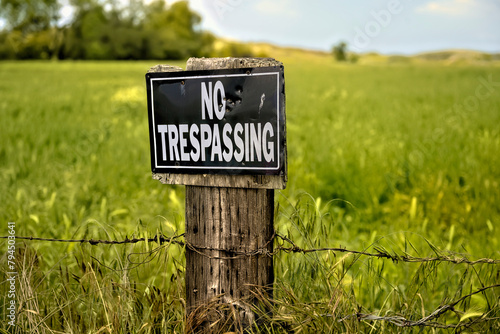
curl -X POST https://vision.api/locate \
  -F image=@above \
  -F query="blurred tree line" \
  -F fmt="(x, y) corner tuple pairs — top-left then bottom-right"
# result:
(0, 0), (229, 60)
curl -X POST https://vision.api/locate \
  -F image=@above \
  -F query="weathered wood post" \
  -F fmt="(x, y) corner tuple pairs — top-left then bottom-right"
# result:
(146, 58), (286, 332)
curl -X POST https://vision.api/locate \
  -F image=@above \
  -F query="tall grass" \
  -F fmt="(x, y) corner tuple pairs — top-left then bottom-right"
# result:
(1, 59), (499, 332)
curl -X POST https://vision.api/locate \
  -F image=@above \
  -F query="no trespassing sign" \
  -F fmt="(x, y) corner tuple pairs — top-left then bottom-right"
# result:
(146, 66), (286, 175)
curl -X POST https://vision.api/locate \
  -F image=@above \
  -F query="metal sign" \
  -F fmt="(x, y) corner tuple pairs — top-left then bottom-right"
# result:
(146, 66), (285, 175)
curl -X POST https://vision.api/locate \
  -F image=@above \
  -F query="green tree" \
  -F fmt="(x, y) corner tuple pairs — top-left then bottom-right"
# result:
(60, 1), (106, 59)
(0, 0), (60, 33)
(0, 0), (61, 58)
(1, 0), (214, 60)
(61, 0), (141, 59)
(143, 0), (213, 59)
(332, 41), (347, 61)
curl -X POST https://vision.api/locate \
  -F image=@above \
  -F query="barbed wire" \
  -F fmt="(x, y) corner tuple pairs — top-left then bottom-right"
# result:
(2, 234), (499, 331)
(274, 233), (500, 265)
(1, 233), (500, 265)
(339, 312), (499, 329)
(0, 234), (184, 246)
(338, 283), (500, 329)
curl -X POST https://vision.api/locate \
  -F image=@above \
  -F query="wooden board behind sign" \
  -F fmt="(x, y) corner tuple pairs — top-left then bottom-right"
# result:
(148, 57), (286, 189)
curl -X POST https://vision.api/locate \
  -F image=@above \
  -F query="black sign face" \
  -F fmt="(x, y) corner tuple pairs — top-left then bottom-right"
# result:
(146, 67), (285, 175)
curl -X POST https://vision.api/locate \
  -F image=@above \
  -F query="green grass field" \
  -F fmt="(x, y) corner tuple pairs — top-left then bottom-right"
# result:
(1, 57), (499, 333)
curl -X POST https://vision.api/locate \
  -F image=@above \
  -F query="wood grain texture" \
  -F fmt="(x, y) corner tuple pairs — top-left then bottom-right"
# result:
(148, 64), (183, 73)
(152, 173), (285, 189)
(185, 186), (274, 330)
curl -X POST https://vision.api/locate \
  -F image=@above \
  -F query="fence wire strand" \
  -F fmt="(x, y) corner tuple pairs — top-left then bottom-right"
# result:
(2, 233), (499, 265)
(337, 283), (500, 329)
(1, 232), (499, 331)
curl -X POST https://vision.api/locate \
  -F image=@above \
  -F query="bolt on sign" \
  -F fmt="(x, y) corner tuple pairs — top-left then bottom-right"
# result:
(146, 66), (285, 175)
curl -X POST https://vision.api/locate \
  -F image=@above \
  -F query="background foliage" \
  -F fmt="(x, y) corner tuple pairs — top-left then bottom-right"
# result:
(1, 55), (499, 332)
(0, 0), (216, 60)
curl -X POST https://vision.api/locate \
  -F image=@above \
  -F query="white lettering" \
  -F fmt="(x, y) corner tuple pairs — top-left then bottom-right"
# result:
(213, 80), (226, 120)
(211, 124), (222, 161)
(244, 123), (249, 161)
(250, 123), (262, 162)
(190, 124), (200, 161)
(201, 81), (213, 120)
(167, 125), (179, 161)
(263, 122), (274, 162)
(157, 125), (168, 160)
(156, 121), (277, 166)
(179, 124), (189, 161)
(234, 123), (244, 162)
(200, 124), (212, 161)
(222, 123), (233, 162)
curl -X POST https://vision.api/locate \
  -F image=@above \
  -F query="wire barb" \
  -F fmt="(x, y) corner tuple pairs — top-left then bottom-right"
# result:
(0, 234), (185, 246)
(338, 284), (500, 329)
(1, 233), (499, 331)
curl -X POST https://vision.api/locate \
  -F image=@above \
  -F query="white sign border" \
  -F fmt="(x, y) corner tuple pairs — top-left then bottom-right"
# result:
(149, 71), (281, 171)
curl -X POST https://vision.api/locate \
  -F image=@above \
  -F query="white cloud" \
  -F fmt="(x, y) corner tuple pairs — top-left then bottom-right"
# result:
(416, 0), (475, 16)
(254, 0), (298, 18)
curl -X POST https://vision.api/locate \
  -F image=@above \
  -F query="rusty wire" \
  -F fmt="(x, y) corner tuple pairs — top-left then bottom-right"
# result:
(2, 233), (499, 265)
(2, 233), (499, 331)
(338, 283), (500, 329)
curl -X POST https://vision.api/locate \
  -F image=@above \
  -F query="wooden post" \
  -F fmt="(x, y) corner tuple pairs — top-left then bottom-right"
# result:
(185, 186), (275, 331)
(148, 57), (286, 332)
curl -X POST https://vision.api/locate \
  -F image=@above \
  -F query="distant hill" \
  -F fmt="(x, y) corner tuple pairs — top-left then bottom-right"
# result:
(220, 39), (500, 65)
(413, 50), (499, 64)
(212, 39), (331, 62)
(358, 50), (500, 65)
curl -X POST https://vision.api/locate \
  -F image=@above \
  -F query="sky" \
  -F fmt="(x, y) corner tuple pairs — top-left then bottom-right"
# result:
(6, 0), (498, 55)
(181, 0), (500, 55)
